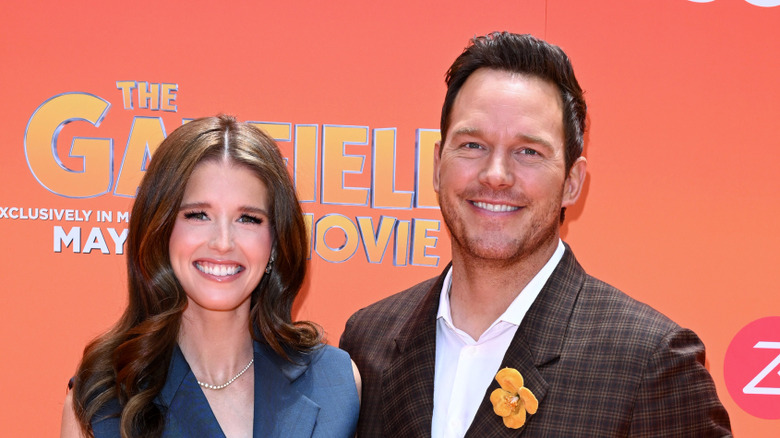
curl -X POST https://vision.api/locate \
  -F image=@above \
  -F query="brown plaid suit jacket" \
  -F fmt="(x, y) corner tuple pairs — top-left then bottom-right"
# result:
(340, 245), (731, 437)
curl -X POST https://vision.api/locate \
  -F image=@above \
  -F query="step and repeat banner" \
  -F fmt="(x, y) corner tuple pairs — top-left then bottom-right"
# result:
(1, 0), (778, 435)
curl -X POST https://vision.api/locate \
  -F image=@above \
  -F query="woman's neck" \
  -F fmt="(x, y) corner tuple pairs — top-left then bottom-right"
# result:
(177, 305), (255, 383)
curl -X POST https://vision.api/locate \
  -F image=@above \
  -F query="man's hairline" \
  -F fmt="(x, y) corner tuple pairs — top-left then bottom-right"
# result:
(441, 67), (567, 151)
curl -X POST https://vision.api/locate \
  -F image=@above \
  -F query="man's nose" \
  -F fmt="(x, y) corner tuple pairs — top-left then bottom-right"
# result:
(479, 152), (514, 188)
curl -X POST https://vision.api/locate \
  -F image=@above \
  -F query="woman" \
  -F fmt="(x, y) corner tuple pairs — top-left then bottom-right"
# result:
(61, 115), (360, 437)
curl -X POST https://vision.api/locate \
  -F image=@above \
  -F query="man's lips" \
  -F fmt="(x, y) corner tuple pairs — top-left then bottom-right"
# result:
(194, 261), (245, 277)
(471, 201), (520, 212)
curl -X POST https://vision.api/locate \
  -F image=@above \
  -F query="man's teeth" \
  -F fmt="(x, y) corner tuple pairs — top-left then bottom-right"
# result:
(196, 263), (241, 276)
(473, 201), (519, 212)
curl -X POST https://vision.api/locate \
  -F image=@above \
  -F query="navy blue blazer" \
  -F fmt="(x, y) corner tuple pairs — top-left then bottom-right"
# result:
(92, 342), (359, 437)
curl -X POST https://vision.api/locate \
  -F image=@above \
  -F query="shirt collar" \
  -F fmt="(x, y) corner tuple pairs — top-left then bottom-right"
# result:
(437, 239), (565, 329)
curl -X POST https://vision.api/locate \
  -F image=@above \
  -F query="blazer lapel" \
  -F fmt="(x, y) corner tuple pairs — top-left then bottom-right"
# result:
(159, 346), (226, 437)
(381, 266), (449, 438)
(159, 343), (320, 438)
(465, 246), (585, 437)
(252, 343), (320, 438)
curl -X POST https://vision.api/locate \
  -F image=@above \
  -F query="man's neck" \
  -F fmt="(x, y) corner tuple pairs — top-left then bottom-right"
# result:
(448, 239), (559, 340)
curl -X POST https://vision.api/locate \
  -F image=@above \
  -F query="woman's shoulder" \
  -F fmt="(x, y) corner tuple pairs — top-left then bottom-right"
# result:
(296, 344), (360, 436)
(307, 343), (351, 368)
(278, 343), (355, 388)
(254, 341), (350, 370)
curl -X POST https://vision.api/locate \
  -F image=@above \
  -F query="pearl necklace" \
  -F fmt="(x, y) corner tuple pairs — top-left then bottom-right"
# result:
(196, 358), (254, 390)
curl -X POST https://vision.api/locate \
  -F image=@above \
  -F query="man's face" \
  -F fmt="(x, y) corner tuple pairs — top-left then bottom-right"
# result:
(434, 68), (585, 265)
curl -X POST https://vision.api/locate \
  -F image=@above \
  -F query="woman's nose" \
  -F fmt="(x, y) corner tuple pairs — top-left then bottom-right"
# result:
(208, 220), (235, 252)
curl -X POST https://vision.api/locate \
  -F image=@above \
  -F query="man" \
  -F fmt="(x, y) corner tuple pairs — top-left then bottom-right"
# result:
(340, 32), (731, 437)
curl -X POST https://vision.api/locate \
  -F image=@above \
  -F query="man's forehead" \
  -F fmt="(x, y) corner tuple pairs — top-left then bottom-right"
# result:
(446, 70), (564, 142)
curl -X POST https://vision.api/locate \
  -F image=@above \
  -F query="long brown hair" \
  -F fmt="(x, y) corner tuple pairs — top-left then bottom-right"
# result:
(71, 115), (320, 437)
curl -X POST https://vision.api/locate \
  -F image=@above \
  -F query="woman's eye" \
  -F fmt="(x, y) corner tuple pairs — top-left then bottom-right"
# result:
(183, 211), (208, 220)
(238, 215), (262, 224)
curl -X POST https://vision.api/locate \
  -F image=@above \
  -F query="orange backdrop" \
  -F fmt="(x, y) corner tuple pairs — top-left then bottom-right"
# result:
(1, 0), (778, 435)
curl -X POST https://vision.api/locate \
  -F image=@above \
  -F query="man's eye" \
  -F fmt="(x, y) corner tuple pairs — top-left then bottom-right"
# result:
(183, 211), (208, 220)
(464, 142), (483, 149)
(238, 215), (262, 224)
(520, 148), (539, 156)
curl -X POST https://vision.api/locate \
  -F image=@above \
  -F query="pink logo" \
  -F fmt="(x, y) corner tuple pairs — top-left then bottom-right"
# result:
(724, 316), (780, 419)
(688, 0), (780, 6)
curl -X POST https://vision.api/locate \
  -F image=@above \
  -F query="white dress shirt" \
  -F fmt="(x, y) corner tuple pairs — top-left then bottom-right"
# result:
(431, 240), (565, 438)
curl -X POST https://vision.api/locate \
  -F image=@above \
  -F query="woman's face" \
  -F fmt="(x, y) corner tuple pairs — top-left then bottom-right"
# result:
(169, 159), (273, 315)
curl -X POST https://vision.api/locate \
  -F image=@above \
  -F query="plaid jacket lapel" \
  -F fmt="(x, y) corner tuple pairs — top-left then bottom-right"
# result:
(465, 246), (585, 436)
(464, 337), (549, 437)
(381, 267), (447, 438)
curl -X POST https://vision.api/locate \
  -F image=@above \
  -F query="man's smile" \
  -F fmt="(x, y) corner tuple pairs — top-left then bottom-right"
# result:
(471, 201), (520, 213)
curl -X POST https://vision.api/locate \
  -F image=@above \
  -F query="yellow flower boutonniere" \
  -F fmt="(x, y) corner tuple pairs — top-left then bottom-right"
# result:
(489, 367), (539, 429)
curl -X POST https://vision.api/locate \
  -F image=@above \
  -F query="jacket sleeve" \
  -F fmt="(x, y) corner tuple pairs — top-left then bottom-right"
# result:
(629, 327), (732, 437)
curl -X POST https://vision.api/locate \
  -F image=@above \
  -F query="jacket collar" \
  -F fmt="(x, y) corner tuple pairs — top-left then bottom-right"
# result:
(464, 244), (586, 437)
(251, 342), (320, 437)
(157, 341), (321, 438)
(381, 265), (449, 438)
(381, 245), (585, 437)
(157, 345), (227, 437)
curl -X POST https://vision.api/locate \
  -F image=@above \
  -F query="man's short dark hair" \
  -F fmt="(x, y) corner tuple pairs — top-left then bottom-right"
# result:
(440, 32), (586, 173)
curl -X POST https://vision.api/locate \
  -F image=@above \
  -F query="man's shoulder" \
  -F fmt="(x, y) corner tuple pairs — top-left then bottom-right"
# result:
(348, 276), (438, 325)
(555, 245), (680, 336)
(576, 272), (681, 340)
(339, 274), (440, 351)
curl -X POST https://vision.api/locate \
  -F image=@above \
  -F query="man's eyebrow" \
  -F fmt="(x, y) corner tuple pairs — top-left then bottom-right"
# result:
(516, 133), (554, 150)
(451, 127), (554, 150)
(451, 126), (480, 137)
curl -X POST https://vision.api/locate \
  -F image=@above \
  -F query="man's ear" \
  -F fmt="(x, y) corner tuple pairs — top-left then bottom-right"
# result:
(562, 156), (587, 208)
(432, 141), (442, 193)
